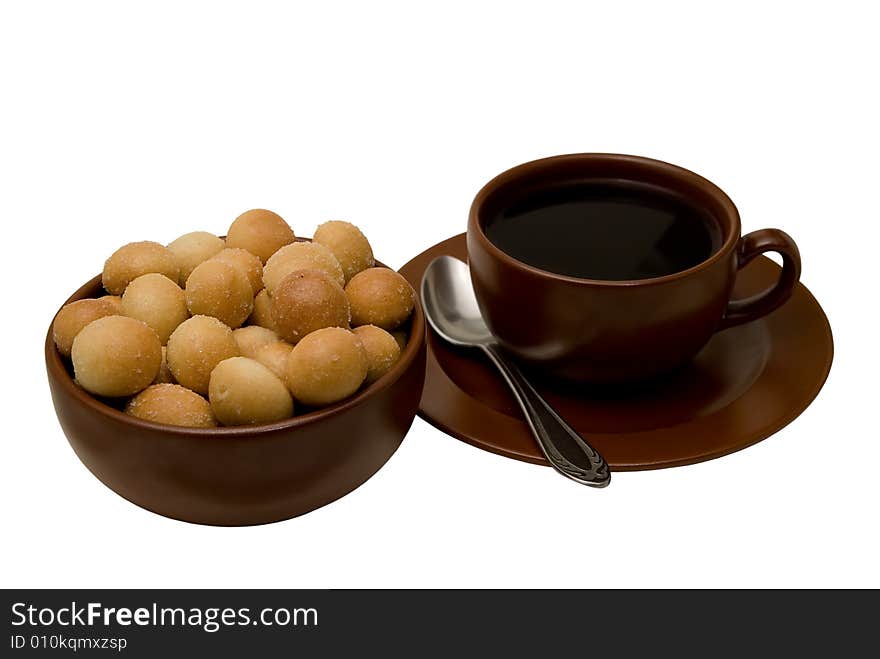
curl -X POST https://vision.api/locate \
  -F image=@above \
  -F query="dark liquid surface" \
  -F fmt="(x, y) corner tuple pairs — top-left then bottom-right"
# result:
(486, 181), (721, 280)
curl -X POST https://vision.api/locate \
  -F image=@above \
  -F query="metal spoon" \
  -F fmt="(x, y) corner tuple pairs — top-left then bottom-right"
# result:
(421, 256), (611, 487)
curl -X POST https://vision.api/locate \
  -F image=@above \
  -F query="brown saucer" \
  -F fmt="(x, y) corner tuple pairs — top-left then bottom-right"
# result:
(399, 233), (833, 470)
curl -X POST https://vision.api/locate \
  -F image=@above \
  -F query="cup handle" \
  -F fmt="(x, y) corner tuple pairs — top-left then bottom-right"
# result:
(718, 228), (801, 330)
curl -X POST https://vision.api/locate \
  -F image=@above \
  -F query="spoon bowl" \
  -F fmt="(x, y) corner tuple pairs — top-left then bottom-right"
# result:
(421, 256), (493, 347)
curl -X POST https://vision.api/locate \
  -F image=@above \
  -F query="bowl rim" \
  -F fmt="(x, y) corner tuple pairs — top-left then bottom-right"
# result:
(46, 266), (426, 438)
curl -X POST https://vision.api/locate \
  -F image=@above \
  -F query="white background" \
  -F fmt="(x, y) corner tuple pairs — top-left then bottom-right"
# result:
(1, 1), (877, 588)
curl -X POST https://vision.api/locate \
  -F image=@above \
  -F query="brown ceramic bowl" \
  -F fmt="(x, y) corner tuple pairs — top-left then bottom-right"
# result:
(45, 271), (426, 526)
(467, 153), (801, 383)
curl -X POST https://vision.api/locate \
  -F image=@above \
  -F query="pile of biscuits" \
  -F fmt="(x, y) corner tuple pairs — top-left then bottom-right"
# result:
(52, 210), (414, 427)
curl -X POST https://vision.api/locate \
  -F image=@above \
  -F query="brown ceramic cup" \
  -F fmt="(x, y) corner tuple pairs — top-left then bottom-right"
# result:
(467, 153), (801, 383)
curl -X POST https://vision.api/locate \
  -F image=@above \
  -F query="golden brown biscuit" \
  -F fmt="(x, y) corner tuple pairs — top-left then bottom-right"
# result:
(209, 357), (293, 425)
(345, 267), (414, 330)
(102, 241), (179, 295)
(247, 289), (277, 331)
(71, 315), (162, 397)
(226, 209), (295, 263)
(253, 341), (294, 383)
(285, 327), (367, 406)
(121, 273), (188, 344)
(125, 384), (216, 428)
(353, 325), (402, 385)
(185, 260), (254, 329)
(271, 269), (350, 344)
(52, 297), (121, 357)
(101, 295), (124, 314)
(232, 325), (280, 359)
(263, 242), (345, 294)
(313, 220), (374, 283)
(166, 231), (225, 285)
(166, 315), (239, 395)
(210, 247), (264, 294)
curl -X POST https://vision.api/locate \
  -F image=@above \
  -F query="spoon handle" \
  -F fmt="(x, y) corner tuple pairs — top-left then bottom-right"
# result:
(481, 344), (611, 488)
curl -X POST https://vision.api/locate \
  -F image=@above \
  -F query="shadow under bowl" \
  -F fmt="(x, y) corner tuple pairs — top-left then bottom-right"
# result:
(45, 273), (427, 526)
